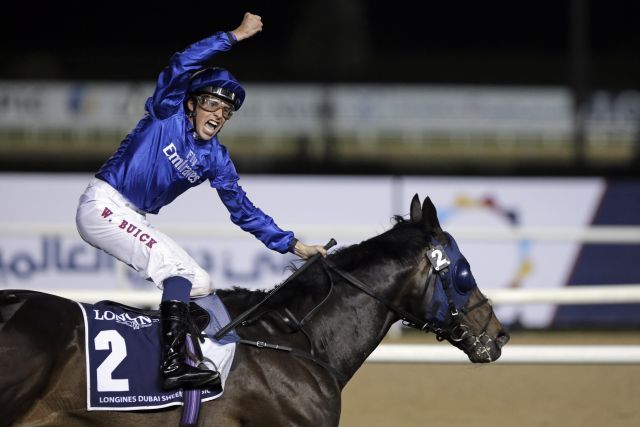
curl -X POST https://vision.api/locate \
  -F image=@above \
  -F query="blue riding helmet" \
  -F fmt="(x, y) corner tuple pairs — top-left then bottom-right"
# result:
(189, 67), (246, 111)
(424, 232), (478, 328)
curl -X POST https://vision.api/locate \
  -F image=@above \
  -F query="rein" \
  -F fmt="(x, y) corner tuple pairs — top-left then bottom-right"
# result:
(322, 259), (433, 332)
(234, 248), (494, 383)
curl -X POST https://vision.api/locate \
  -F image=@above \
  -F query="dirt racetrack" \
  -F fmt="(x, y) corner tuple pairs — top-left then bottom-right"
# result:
(340, 331), (640, 427)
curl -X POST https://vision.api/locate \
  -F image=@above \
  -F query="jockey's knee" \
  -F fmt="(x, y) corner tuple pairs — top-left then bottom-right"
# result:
(190, 267), (214, 297)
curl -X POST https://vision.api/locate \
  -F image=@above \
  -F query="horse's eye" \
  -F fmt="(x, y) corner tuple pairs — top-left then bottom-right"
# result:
(453, 258), (476, 293)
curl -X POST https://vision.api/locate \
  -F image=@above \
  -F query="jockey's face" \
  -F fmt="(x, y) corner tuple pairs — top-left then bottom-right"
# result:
(187, 95), (234, 140)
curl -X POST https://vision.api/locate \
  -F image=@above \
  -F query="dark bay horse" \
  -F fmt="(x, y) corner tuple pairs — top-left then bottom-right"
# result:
(0, 195), (509, 426)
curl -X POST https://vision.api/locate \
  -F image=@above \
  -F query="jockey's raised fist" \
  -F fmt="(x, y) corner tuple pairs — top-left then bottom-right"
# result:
(231, 13), (263, 42)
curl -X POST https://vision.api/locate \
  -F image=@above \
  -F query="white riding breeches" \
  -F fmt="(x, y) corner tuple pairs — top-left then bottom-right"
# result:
(75, 178), (213, 297)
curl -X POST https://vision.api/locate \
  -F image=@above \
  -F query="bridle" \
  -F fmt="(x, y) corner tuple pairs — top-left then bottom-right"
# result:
(322, 252), (493, 342)
(320, 247), (496, 361)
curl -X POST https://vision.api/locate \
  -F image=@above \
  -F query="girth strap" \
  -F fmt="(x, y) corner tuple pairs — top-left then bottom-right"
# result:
(180, 336), (203, 427)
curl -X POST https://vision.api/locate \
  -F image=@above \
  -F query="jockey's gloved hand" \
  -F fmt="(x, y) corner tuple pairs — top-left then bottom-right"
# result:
(293, 241), (328, 260)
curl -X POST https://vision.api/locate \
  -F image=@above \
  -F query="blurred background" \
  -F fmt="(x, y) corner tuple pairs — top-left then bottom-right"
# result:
(1, 1), (639, 426)
(1, 0), (639, 175)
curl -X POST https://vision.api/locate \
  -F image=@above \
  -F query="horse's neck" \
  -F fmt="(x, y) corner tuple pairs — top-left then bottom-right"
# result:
(305, 261), (407, 385)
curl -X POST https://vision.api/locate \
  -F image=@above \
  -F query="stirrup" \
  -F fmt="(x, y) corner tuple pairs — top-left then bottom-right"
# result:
(162, 366), (219, 390)
(198, 369), (222, 390)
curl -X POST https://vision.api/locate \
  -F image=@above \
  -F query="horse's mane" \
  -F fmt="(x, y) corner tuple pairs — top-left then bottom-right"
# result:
(217, 216), (430, 313)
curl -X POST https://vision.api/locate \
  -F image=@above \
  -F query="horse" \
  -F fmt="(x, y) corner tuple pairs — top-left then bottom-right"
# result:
(0, 195), (509, 426)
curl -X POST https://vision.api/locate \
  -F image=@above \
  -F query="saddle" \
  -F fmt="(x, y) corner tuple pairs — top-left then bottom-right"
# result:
(80, 295), (238, 418)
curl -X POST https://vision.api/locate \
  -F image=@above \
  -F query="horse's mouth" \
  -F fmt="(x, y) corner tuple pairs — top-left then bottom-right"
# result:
(463, 331), (510, 363)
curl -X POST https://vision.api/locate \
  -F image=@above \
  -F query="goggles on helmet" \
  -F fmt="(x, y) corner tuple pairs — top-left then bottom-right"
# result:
(196, 94), (234, 120)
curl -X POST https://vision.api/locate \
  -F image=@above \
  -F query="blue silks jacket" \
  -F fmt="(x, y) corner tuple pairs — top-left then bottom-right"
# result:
(96, 32), (295, 253)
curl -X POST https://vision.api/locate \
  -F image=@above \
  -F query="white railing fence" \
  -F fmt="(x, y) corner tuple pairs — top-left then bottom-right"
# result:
(2, 224), (640, 242)
(368, 344), (640, 364)
(3, 224), (640, 364)
(20, 286), (640, 365)
(28, 284), (640, 307)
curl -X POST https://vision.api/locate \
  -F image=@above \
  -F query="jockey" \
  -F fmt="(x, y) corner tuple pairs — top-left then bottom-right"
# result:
(75, 13), (327, 390)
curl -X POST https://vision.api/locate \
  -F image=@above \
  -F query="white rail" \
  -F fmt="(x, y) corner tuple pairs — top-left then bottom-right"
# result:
(487, 285), (640, 304)
(2, 224), (640, 243)
(30, 285), (640, 307)
(368, 344), (640, 364)
(448, 226), (640, 244)
(16, 289), (640, 364)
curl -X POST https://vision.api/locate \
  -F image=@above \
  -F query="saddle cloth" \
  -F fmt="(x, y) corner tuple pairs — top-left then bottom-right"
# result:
(78, 294), (239, 411)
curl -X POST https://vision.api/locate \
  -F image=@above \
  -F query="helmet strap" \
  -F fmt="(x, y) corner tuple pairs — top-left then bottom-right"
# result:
(187, 96), (197, 118)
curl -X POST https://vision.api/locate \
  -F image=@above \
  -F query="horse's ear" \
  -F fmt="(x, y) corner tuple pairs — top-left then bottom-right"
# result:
(422, 196), (443, 232)
(410, 194), (422, 223)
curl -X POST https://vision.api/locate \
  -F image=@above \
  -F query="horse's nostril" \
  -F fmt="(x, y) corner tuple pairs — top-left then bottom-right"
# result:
(496, 332), (510, 348)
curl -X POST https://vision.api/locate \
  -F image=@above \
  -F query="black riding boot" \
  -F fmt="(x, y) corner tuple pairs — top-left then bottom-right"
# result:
(160, 300), (220, 390)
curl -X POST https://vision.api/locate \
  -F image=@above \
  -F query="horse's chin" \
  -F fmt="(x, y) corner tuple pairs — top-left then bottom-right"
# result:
(467, 345), (501, 363)
(456, 332), (509, 363)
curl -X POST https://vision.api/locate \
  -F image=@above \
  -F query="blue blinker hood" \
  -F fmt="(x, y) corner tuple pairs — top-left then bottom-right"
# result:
(423, 232), (478, 327)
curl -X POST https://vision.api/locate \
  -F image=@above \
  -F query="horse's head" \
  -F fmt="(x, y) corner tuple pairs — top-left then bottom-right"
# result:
(403, 194), (509, 362)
